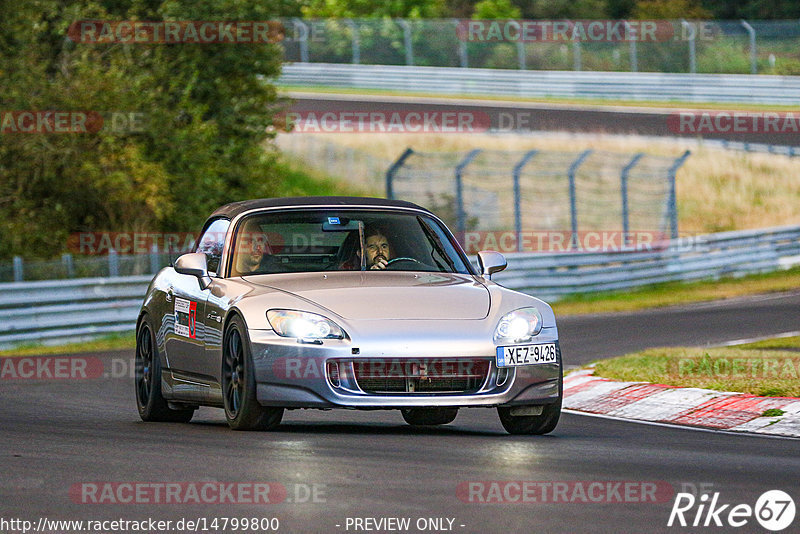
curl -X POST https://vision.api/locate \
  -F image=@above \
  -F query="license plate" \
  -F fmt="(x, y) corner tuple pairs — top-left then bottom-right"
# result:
(496, 343), (557, 367)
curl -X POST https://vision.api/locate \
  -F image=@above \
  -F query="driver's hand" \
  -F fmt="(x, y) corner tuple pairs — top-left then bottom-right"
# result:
(370, 258), (388, 270)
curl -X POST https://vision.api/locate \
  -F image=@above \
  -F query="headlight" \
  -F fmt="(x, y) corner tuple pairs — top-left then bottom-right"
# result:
(267, 310), (345, 340)
(493, 307), (543, 344)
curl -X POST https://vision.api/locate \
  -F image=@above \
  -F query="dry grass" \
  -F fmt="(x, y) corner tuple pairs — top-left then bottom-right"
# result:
(280, 132), (800, 233)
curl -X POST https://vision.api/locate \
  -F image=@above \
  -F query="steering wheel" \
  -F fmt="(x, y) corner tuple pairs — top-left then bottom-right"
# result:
(385, 257), (423, 270)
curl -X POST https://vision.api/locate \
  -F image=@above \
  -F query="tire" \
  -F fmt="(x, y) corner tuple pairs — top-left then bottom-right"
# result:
(222, 315), (283, 431)
(497, 399), (561, 435)
(401, 408), (458, 426)
(135, 317), (194, 423)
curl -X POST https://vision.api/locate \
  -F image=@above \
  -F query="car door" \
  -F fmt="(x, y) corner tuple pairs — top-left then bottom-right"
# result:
(164, 218), (229, 377)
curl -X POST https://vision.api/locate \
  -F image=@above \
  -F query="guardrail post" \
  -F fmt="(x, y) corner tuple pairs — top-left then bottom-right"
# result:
(292, 18), (310, 63)
(61, 253), (74, 278)
(681, 19), (696, 73)
(667, 150), (691, 240)
(513, 150), (539, 251)
(385, 147), (414, 199)
(621, 153), (645, 246)
(517, 41), (526, 70)
(12, 256), (23, 282)
(741, 20), (757, 74)
(572, 40), (581, 71)
(455, 149), (482, 236)
(344, 19), (360, 64)
(150, 244), (160, 274)
(108, 248), (119, 277)
(397, 19), (414, 66)
(567, 150), (593, 249)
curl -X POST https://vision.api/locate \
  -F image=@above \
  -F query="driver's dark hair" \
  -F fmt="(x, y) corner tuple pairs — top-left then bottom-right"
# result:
(364, 224), (389, 240)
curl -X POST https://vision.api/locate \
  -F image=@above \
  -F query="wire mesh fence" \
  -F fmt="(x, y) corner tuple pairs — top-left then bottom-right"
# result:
(386, 148), (690, 253)
(279, 18), (800, 75)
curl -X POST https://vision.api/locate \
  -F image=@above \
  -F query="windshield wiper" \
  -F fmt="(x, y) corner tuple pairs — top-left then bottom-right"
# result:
(417, 216), (457, 272)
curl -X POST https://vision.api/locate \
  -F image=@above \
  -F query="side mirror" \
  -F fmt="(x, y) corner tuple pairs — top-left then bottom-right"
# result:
(174, 252), (212, 289)
(477, 250), (507, 279)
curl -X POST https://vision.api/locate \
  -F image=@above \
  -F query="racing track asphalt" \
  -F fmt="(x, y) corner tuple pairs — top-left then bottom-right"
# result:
(286, 93), (800, 147)
(1, 292), (799, 533)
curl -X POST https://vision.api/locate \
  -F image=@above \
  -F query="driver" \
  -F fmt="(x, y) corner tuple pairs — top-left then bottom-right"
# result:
(339, 225), (393, 270)
(364, 226), (392, 270)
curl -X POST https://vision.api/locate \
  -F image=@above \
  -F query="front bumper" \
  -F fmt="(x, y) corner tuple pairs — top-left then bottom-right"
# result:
(249, 327), (562, 409)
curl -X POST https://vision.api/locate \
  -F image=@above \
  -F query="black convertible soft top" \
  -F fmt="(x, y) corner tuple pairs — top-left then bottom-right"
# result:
(209, 196), (430, 220)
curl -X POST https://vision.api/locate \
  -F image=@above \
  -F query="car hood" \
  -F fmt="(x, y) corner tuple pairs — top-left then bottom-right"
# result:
(241, 272), (490, 320)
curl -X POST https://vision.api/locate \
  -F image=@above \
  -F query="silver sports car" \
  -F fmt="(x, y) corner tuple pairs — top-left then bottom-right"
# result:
(135, 197), (562, 434)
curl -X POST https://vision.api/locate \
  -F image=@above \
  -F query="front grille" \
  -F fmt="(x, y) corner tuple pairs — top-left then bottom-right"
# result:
(350, 358), (490, 394)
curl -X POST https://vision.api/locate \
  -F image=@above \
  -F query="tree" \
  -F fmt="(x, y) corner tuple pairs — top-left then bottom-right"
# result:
(0, 0), (286, 259)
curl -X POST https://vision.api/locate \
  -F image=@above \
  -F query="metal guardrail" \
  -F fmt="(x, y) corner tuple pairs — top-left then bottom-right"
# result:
(0, 276), (151, 348)
(2, 226), (799, 349)
(279, 63), (800, 105)
(494, 225), (800, 301)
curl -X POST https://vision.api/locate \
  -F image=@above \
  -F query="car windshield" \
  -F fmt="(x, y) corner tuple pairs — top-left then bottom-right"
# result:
(229, 209), (473, 276)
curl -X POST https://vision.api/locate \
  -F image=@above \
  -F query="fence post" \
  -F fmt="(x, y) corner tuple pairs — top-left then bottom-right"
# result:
(668, 150), (691, 240)
(344, 19), (360, 64)
(150, 243), (160, 274)
(621, 153), (645, 246)
(681, 19), (696, 73)
(512, 150), (539, 251)
(397, 19), (414, 66)
(292, 18), (310, 63)
(740, 20), (757, 74)
(108, 248), (119, 277)
(12, 256), (23, 282)
(573, 40), (582, 71)
(453, 20), (468, 67)
(567, 150), (593, 249)
(385, 148), (414, 199)
(61, 253), (74, 278)
(624, 21), (638, 72)
(454, 149), (482, 236)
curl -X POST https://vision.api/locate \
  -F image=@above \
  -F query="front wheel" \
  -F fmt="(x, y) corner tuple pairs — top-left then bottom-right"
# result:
(222, 315), (283, 431)
(497, 400), (561, 435)
(135, 317), (194, 423)
(401, 408), (458, 426)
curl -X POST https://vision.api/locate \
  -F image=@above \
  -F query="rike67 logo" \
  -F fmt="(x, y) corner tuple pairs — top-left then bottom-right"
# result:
(668, 490), (795, 531)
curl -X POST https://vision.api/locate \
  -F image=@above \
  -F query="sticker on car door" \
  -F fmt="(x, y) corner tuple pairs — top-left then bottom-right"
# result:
(174, 297), (197, 339)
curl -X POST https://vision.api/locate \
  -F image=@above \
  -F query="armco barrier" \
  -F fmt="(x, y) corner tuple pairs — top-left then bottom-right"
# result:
(2, 226), (799, 349)
(279, 63), (800, 105)
(493, 225), (800, 300)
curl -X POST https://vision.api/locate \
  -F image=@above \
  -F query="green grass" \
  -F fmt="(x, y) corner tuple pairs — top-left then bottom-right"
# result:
(272, 156), (367, 198)
(552, 266), (800, 317)
(0, 332), (136, 358)
(736, 336), (800, 351)
(279, 85), (800, 112)
(592, 337), (800, 397)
